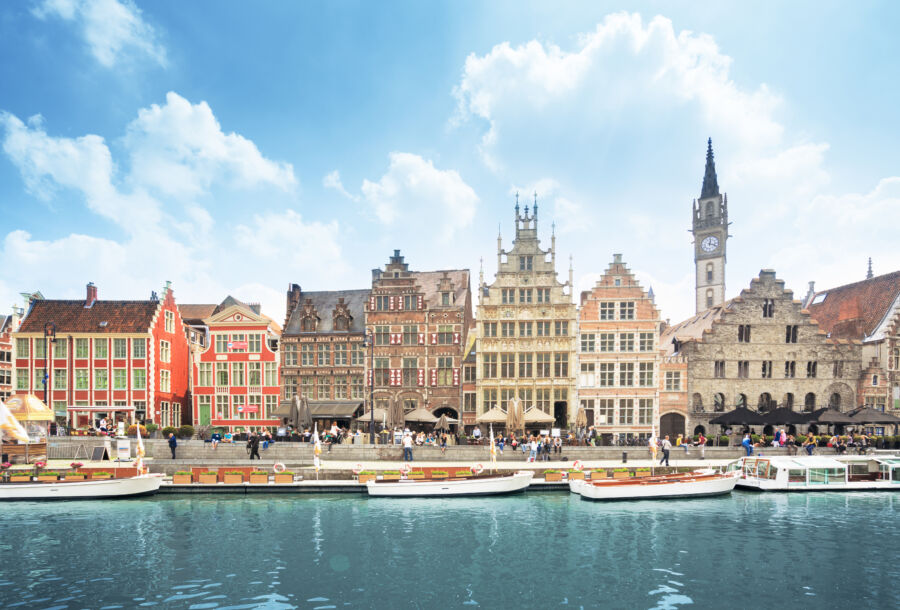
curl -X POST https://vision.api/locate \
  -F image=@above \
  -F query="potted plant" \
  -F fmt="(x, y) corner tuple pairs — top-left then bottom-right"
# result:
(10, 471), (31, 482)
(223, 470), (245, 484)
(126, 424), (149, 438)
(407, 470), (426, 480)
(199, 470), (218, 484)
(567, 469), (585, 480)
(250, 471), (269, 484)
(454, 470), (473, 478)
(613, 468), (631, 479)
(172, 471), (193, 485)
(357, 470), (376, 484)
(65, 463), (87, 481)
(145, 423), (159, 438)
(382, 470), (401, 481)
(587, 469), (607, 480)
(544, 469), (563, 482)
(37, 471), (60, 482)
(430, 470), (448, 480)
(274, 470), (295, 484)
(91, 471), (113, 480)
(635, 467), (651, 478)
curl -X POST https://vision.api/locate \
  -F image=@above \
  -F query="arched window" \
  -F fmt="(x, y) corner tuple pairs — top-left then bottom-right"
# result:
(334, 316), (349, 332)
(714, 393), (726, 412)
(736, 393), (747, 408)
(758, 392), (772, 412)
(829, 393), (841, 409)
(706, 289), (714, 309)
(706, 263), (714, 282)
(785, 393), (794, 409)
(804, 393), (816, 412)
(692, 393), (704, 412)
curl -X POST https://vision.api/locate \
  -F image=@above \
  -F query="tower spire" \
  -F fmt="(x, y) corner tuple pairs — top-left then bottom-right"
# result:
(700, 137), (719, 199)
(867, 257), (874, 280)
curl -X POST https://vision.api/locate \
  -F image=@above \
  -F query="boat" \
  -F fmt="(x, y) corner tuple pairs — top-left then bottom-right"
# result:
(569, 470), (737, 501)
(729, 455), (900, 491)
(0, 473), (164, 501)
(365, 471), (534, 497)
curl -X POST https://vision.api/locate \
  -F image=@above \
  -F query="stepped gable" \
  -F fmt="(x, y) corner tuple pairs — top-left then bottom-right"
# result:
(283, 289), (369, 334)
(806, 270), (900, 340)
(412, 269), (470, 307)
(18, 299), (159, 334)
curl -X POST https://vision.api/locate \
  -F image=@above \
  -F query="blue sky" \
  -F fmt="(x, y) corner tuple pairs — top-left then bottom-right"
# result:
(1, 1), (898, 324)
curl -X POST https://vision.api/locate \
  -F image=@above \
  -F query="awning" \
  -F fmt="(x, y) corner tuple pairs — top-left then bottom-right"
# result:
(272, 401), (295, 419)
(524, 408), (555, 424)
(807, 408), (854, 424)
(760, 407), (810, 425)
(308, 401), (363, 419)
(6, 394), (55, 421)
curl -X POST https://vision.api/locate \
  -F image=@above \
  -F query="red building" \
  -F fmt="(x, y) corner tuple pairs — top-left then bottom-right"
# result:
(189, 296), (281, 432)
(0, 314), (14, 402)
(13, 282), (190, 427)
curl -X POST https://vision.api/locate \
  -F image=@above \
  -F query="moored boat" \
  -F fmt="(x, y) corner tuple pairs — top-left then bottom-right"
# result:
(0, 473), (164, 501)
(366, 471), (533, 497)
(730, 455), (900, 491)
(569, 470), (737, 500)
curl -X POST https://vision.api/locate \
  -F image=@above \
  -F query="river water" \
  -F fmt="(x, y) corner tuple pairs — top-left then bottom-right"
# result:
(0, 492), (897, 609)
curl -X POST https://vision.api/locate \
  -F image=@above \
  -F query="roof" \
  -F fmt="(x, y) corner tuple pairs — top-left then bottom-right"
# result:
(179, 304), (217, 324)
(214, 295), (261, 315)
(17, 299), (159, 334)
(0, 315), (9, 333)
(284, 289), (370, 335)
(660, 300), (735, 356)
(412, 269), (470, 309)
(180, 298), (282, 335)
(806, 271), (900, 341)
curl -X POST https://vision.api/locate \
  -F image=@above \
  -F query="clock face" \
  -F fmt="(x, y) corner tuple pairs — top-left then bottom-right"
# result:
(700, 236), (719, 253)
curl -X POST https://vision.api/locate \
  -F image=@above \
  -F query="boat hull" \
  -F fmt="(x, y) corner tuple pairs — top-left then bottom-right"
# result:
(570, 474), (737, 501)
(0, 474), (164, 501)
(736, 479), (900, 492)
(366, 471), (534, 497)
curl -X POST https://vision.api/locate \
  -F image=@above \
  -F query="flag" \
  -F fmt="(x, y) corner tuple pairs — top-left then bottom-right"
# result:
(489, 425), (497, 470)
(313, 423), (321, 473)
(135, 423), (146, 473)
(0, 399), (30, 444)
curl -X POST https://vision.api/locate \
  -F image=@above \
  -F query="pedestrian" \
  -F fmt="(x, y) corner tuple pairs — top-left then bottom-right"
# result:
(659, 435), (671, 466)
(696, 432), (707, 459)
(210, 430), (221, 450)
(168, 432), (177, 459)
(440, 432), (448, 455)
(528, 437), (538, 462)
(742, 433), (754, 456)
(542, 437), (551, 462)
(248, 432), (261, 460)
(402, 432), (414, 462)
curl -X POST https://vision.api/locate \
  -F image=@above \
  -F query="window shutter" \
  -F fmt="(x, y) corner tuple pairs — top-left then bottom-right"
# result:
(430, 333), (438, 345)
(417, 368), (425, 386)
(369, 296), (375, 312)
(417, 295), (424, 310)
(453, 332), (460, 345)
(453, 368), (460, 386)
(390, 296), (397, 311)
(430, 369), (438, 386)
(418, 333), (425, 345)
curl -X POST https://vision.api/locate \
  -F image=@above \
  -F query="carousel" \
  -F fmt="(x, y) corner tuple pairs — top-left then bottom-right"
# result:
(1, 394), (54, 463)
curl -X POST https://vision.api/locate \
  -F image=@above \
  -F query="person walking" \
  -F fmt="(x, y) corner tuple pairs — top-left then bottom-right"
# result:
(168, 432), (177, 459)
(248, 432), (261, 460)
(696, 432), (707, 459)
(659, 435), (671, 466)
(528, 437), (538, 463)
(402, 432), (414, 462)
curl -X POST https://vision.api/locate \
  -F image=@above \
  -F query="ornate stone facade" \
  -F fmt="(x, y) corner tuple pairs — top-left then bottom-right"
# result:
(476, 201), (576, 426)
(578, 255), (661, 443)
(661, 270), (861, 437)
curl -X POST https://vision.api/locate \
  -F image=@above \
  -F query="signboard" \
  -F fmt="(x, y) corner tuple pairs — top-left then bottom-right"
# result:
(551, 428), (561, 438)
(90, 446), (110, 461)
(116, 439), (131, 461)
(244, 404), (259, 413)
(117, 421), (126, 437)
(539, 429), (550, 436)
(229, 341), (248, 350)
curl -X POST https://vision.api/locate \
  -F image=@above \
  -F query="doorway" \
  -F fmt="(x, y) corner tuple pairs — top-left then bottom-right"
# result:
(553, 401), (568, 428)
(660, 413), (685, 440)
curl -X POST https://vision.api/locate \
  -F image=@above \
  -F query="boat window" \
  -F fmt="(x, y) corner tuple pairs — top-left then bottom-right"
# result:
(893, 467), (900, 484)
(766, 464), (779, 480)
(787, 470), (806, 486)
(755, 460), (769, 478)
(743, 460), (757, 477)
(809, 468), (845, 485)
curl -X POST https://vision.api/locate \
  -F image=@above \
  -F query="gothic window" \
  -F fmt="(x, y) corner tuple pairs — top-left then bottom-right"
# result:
(714, 361), (725, 378)
(714, 393), (725, 412)
(785, 325), (798, 343)
(833, 360), (844, 378)
(761, 360), (773, 378)
(872, 374), (879, 386)
(804, 393), (816, 412)
(785, 393), (794, 409)
(806, 361), (817, 378)
(829, 393), (841, 409)
(758, 393), (773, 412)
(736, 393), (747, 408)
(705, 201), (713, 218)
(762, 298), (775, 318)
(334, 316), (349, 331)
(784, 361), (796, 378)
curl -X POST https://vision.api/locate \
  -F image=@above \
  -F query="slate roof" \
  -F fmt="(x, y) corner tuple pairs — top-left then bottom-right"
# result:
(806, 271), (900, 340)
(660, 300), (735, 356)
(413, 269), (470, 309)
(283, 289), (370, 335)
(17, 299), (159, 334)
(178, 304), (217, 324)
(0, 315), (9, 333)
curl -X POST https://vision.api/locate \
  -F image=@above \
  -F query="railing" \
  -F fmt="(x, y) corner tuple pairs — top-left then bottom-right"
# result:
(247, 386), (262, 394)
(215, 386), (229, 394)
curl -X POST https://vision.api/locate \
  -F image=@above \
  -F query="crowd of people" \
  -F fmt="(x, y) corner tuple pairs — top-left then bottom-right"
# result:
(738, 429), (871, 457)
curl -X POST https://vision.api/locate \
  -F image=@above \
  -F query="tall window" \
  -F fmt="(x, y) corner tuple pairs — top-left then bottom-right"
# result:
(438, 325), (454, 344)
(599, 302), (615, 320)
(706, 290), (714, 309)
(403, 325), (418, 345)
(284, 344), (298, 366)
(638, 362), (654, 386)
(334, 343), (348, 365)
(132, 339), (145, 359)
(249, 334), (262, 352)
(833, 360), (844, 378)
(160, 340), (170, 363)
(761, 361), (773, 379)
(15, 369), (28, 391)
(714, 360), (725, 378)
(215, 334), (228, 353)
(265, 395), (279, 418)
(264, 362), (277, 386)
(738, 325), (751, 343)
(706, 263), (713, 282)
(351, 375), (364, 399)
(519, 288), (532, 303)
(579, 362), (595, 387)
(762, 298), (775, 318)
(518, 322), (533, 337)
(317, 377), (329, 399)
(403, 358), (418, 386)
(301, 376), (314, 397)
(535, 352), (550, 377)
(619, 333), (634, 352)
(216, 363), (228, 386)
(664, 371), (681, 391)
(581, 333), (595, 352)
(351, 343), (365, 367)
(519, 255), (533, 271)
(483, 353), (497, 378)
(638, 399), (653, 425)
(54, 340), (67, 359)
(437, 357), (453, 386)
(464, 392), (476, 413)
(501, 322), (515, 338)
(639, 332), (654, 351)
(110, 338), (125, 359)
(618, 399), (634, 425)
(198, 363), (212, 387)
(94, 339), (108, 359)
(554, 321), (568, 336)
(301, 344), (314, 366)
(599, 333), (615, 352)
(374, 358), (390, 386)
(34, 338), (46, 358)
(618, 362), (634, 386)
(317, 344), (330, 366)
(785, 325), (798, 343)
(536, 321), (551, 336)
(806, 361), (818, 378)
(375, 325), (390, 346)
(500, 353), (515, 378)
(334, 377), (348, 399)
(375, 296), (390, 311)
(403, 295), (417, 310)
(301, 317), (317, 332)
(334, 315), (349, 331)
(554, 353), (569, 377)
(15, 338), (29, 358)
(232, 362), (245, 386)
(598, 363), (614, 387)
(248, 362), (261, 386)
(501, 289), (515, 304)
(737, 361), (750, 378)
(536, 388), (550, 412)
(165, 310), (175, 333)
(441, 293), (451, 306)
(784, 361), (796, 378)
(483, 388), (497, 411)
(75, 369), (89, 390)
(518, 353), (533, 378)
(112, 369), (126, 390)
(500, 389), (515, 411)
(619, 302), (635, 320)
(95, 369), (108, 389)
(76, 338), (89, 358)
(483, 322), (497, 337)
(54, 369), (67, 390)
(216, 395), (229, 419)
(536, 288), (550, 303)
(517, 388), (533, 409)
(598, 399), (614, 425)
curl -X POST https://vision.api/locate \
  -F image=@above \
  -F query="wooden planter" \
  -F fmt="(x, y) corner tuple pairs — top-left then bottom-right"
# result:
(91, 473), (113, 480)
(37, 475), (60, 482)
(587, 471), (606, 480)
(613, 471), (631, 479)
(429, 473), (448, 480)
(635, 471), (651, 478)
(274, 473), (294, 484)
(408, 472), (426, 480)
(382, 473), (401, 481)
(567, 471), (585, 480)
(544, 472), (563, 482)
(357, 474), (376, 484)
(65, 474), (87, 481)
(172, 474), (193, 485)
(223, 474), (245, 484)
(10, 475), (31, 482)
(199, 473), (218, 485)
(249, 474), (269, 484)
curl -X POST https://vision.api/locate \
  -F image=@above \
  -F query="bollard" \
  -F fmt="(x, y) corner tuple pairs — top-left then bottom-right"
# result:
(622, 451), (627, 463)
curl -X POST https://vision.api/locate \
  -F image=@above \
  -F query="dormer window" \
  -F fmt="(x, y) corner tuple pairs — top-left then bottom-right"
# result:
(301, 317), (317, 332)
(334, 316), (349, 331)
(442, 292), (450, 306)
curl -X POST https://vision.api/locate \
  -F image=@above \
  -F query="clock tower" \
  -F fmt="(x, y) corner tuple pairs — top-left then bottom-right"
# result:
(692, 138), (728, 313)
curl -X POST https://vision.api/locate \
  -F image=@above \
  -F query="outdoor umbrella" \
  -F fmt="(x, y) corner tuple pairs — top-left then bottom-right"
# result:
(575, 406), (588, 429)
(523, 408), (555, 424)
(388, 398), (405, 429)
(433, 414), (455, 431)
(354, 407), (388, 424)
(807, 408), (854, 425)
(506, 397), (524, 433)
(297, 396), (313, 430)
(476, 406), (508, 424)
(4, 394), (54, 422)
(849, 408), (900, 425)
(761, 407), (810, 425)
(709, 407), (766, 426)
(404, 407), (438, 424)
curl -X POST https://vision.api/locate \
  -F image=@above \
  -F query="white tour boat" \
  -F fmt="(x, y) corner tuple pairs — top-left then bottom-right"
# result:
(569, 470), (738, 501)
(366, 471), (534, 497)
(0, 473), (164, 501)
(730, 455), (900, 491)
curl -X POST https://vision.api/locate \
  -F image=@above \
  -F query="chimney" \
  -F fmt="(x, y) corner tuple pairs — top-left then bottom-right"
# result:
(85, 282), (98, 308)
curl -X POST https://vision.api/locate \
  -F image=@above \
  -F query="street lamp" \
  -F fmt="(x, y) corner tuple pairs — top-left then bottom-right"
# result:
(363, 330), (375, 444)
(43, 321), (56, 411)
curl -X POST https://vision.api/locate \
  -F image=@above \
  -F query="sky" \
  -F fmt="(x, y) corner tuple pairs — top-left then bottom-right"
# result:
(1, 1), (899, 326)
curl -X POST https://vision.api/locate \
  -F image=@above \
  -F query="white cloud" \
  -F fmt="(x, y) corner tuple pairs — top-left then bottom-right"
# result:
(125, 92), (296, 199)
(359, 152), (479, 240)
(34, 0), (166, 68)
(323, 169), (359, 201)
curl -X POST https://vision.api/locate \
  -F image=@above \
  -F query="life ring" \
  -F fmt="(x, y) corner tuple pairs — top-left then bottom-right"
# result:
(273, 462), (286, 473)
(400, 463), (412, 474)
(352, 463), (363, 475)
(572, 460), (583, 472)
(472, 463), (484, 475)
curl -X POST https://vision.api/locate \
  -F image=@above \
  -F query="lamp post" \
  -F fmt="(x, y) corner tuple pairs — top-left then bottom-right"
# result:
(43, 321), (56, 409)
(363, 330), (375, 444)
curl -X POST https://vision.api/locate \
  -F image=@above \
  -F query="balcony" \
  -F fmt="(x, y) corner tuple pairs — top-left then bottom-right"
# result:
(215, 386), (229, 395)
(248, 385), (262, 394)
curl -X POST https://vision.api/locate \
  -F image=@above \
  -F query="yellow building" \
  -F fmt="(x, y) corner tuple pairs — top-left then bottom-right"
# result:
(476, 200), (577, 427)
